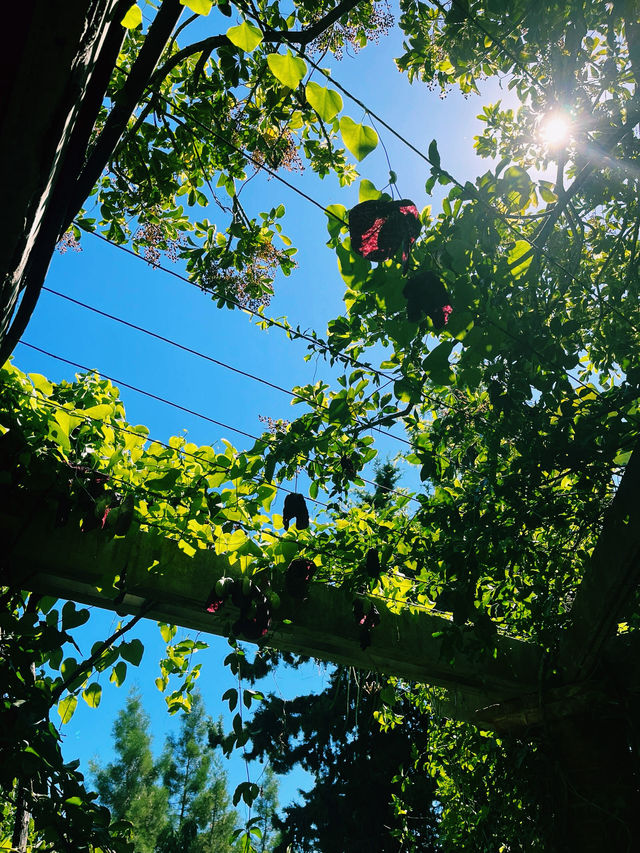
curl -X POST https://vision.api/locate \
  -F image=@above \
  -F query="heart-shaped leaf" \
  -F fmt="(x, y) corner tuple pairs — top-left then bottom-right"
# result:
(82, 682), (102, 709)
(120, 4), (142, 28)
(358, 179), (382, 202)
(180, 0), (213, 13)
(226, 21), (263, 52)
(305, 81), (343, 121)
(267, 51), (307, 89)
(339, 117), (378, 161)
(120, 638), (144, 667)
(57, 695), (78, 724)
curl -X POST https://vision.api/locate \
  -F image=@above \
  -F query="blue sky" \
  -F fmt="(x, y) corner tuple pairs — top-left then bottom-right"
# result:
(12, 7), (518, 820)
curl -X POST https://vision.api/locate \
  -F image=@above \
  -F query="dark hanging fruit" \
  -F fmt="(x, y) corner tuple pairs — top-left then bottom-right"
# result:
(285, 558), (317, 598)
(283, 492), (309, 531)
(349, 199), (421, 266)
(233, 597), (271, 640)
(353, 599), (381, 650)
(340, 454), (357, 479)
(402, 270), (452, 329)
(364, 548), (382, 579)
(206, 577), (272, 641)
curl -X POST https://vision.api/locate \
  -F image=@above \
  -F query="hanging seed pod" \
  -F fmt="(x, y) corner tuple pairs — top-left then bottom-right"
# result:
(349, 199), (421, 265)
(402, 270), (452, 329)
(285, 558), (317, 598)
(283, 492), (310, 531)
(353, 599), (381, 650)
(364, 548), (383, 579)
(233, 594), (271, 640)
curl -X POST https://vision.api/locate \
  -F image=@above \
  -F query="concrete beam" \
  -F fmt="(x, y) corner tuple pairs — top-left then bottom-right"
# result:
(559, 442), (640, 680)
(0, 504), (542, 724)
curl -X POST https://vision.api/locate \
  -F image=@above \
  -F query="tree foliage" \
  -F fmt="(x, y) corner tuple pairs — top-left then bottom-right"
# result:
(91, 690), (250, 852)
(3, 0), (640, 849)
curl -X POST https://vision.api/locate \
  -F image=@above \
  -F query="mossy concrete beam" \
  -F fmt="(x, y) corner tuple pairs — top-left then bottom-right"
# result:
(560, 441), (640, 681)
(1, 506), (542, 725)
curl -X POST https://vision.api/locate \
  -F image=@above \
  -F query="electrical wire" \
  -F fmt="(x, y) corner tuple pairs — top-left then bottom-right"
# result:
(14, 348), (421, 506)
(41, 285), (414, 448)
(19, 341), (261, 442)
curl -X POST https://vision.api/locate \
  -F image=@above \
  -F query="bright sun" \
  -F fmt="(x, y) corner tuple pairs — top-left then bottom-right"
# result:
(540, 112), (571, 148)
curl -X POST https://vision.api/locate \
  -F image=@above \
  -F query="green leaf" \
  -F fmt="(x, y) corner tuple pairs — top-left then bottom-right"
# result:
(222, 688), (238, 711)
(428, 139), (441, 168)
(507, 240), (533, 276)
(614, 449), (632, 466)
(120, 4), (142, 28)
(82, 682), (102, 709)
(359, 179), (382, 202)
(267, 51), (307, 89)
(146, 468), (181, 491)
(422, 341), (456, 385)
(120, 639), (144, 667)
(57, 695), (78, 724)
(110, 661), (127, 687)
(62, 601), (90, 630)
(339, 116), (378, 161)
(326, 204), (348, 239)
(29, 373), (54, 396)
(180, 0), (213, 13)
(226, 21), (263, 53)
(538, 181), (557, 203)
(305, 81), (343, 121)
(159, 623), (177, 643)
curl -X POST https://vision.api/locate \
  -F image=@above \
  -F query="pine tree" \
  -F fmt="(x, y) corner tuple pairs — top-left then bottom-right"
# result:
(92, 690), (241, 853)
(253, 767), (281, 853)
(90, 690), (169, 853)
(157, 693), (238, 853)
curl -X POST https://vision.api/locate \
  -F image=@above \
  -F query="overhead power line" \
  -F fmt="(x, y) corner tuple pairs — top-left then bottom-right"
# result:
(16, 343), (422, 505)
(41, 285), (414, 448)
(20, 341), (261, 442)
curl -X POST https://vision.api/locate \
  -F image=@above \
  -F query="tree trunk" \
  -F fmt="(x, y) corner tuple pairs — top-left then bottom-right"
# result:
(0, 0), (125, 362)
(547, 712), (639, 852)
(11, 783), (31, 853)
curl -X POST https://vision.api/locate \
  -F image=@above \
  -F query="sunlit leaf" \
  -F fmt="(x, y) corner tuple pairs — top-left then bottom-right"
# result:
(339, 116), (378, 161)
(507, 240), (533, 276)
(180, 0), (213, 14)
(267, 51), (307, 89)
(359, 179), (381, 202)
(110, 661), (127, 687)
(305, 81), (343, 121)
(57, 695), (78, 724)
(82, 682), (102, 709)
(226, 21), (263, 52)
(120, 4), (142, 28)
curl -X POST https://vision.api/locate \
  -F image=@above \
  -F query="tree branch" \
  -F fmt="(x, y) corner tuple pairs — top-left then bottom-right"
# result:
(559, 439), (640, 681)
(533, 108), (640, 252)
(64, 0), (184, 230)
(264, 0), (363, 46)
(50, 603), (152, 705)
(148, 0), (363, 92)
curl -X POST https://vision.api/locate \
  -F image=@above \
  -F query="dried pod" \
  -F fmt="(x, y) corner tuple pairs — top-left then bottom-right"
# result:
(283, 492), (309, 531)
(402, 270), (452, 329)
(364, 548), (382, 579)
(233, 599), (272, 640)
(349, 199), (421, 266)
(285, 558), (317, 598)
(353, 599), (381, 650)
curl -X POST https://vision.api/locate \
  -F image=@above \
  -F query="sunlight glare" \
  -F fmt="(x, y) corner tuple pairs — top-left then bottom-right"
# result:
(540, 112), (571, 148)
